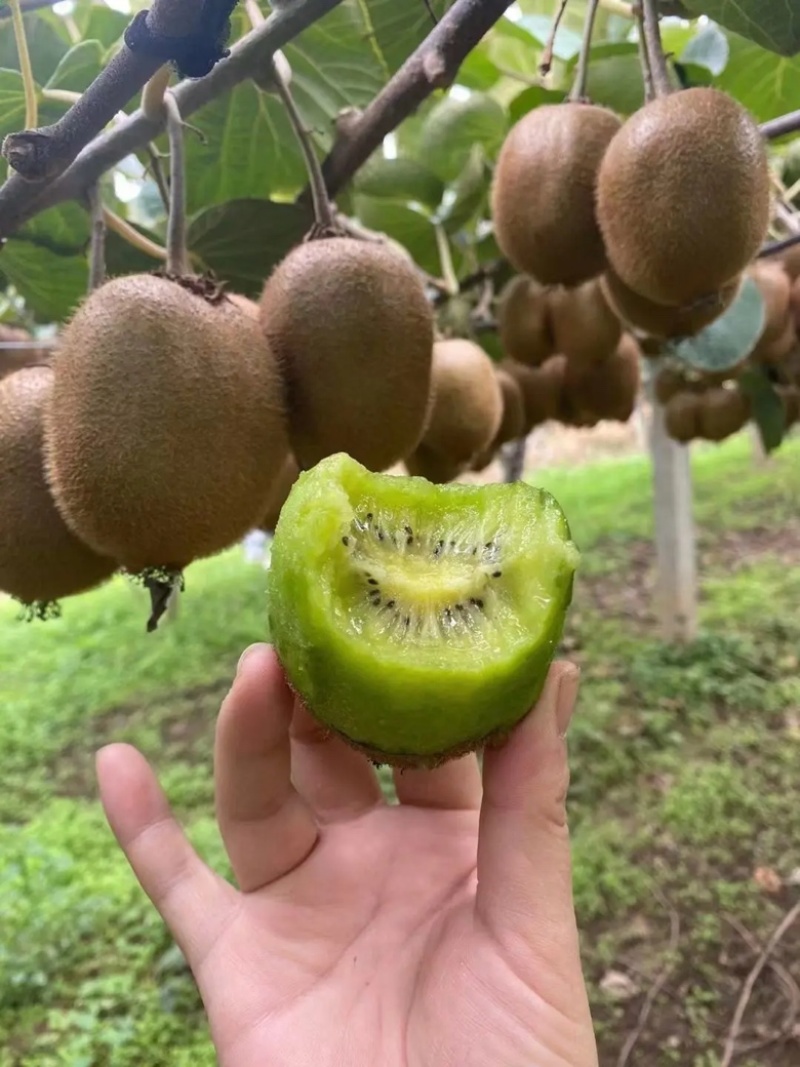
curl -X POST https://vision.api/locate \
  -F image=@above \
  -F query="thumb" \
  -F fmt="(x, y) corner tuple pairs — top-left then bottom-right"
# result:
(476, 662), (583, 991)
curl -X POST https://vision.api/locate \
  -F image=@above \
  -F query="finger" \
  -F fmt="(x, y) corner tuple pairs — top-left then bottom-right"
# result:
(215, 644), (319, 893)
(394, 754), (482, 810)
(97, 743), (235, 967)
(290, 701), (384, 821)
(476, 662), (582, 985)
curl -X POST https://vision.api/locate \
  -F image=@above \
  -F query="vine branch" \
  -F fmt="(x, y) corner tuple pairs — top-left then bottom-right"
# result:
(0, 0), (347, 237)
(1, 0), (207, 184)
(87, 185), (106, 292)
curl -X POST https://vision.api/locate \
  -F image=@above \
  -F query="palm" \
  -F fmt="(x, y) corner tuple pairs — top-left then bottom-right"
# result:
(98, 647), (597, 1067)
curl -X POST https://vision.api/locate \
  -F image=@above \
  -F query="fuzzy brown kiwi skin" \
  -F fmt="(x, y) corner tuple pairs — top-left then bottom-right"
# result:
(749, 262), (791, 344)
(419, 339), (503, 465)
(404, 443), (464, 484)
(564, 333), (641, 422)
(665, 391), (702, 443)
(260, 454), (301, 534)
(549, 279), (622, 368)
(699, 386), (750, 441)
(492, 103), (622, 286)
(0, 366), (117, 606)
(502, 355), (566, 430)
(497, 275), (553, 366)
(597, 88), (771, 307)
(45, 273), (289, 573)
(259, 237), (434, 473)
(601, 268), (741, 339)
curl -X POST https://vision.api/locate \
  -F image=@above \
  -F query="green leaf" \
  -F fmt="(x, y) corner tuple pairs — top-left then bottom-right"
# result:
(714, 33), (800, 122)
(362, 0), (454, 74)
(74, 6), (130, 48)
(457, 47), (503, 92)
(681, 0), (800, 57)
(187, 199), (313, 297)
(0, 69), (29, 141)
(418, 93), (508, 183)
(354, 157), (444, 210)
(518, 14), (583, 59)
(679, 23), (730, 75)
(582, 44), (645, 115)
(0, 13), (69, 84)
(665, 276), (765, 372)
(352, 196), (441, 275)
(0, 202), (87, 316)
(508, 86), (566, 125)
(738, 367), (786, 452)
(45, 40), (104, 93)
(438, 146), (489, 235)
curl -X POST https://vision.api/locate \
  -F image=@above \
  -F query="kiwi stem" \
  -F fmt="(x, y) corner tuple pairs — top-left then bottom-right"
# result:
(635, 5), (656, 103)
(145, 143), (171, 212)
(568, 0), (601, 103)
(640, 0), (674, 97)
(434, 223), (459, 297)
(8, 0), (37, 132)
(164, 91), (189, 276)
(538, 0), (569, 79)
(141, 64), (172, 122)
(269, 57), (336, 232)
(102, 207), (168, 262)
(87, 184), (106, 292)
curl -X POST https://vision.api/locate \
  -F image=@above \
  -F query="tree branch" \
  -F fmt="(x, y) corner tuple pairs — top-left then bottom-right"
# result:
(321, 0), (516, 198)
(0, 0), (59, 18)
(762, 108), (800, 141)
(0, 0), (345, 238)
(1, 0), (206, 184)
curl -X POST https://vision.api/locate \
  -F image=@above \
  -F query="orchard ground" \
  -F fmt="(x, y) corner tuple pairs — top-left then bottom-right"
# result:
(1, 431), (799, 1067)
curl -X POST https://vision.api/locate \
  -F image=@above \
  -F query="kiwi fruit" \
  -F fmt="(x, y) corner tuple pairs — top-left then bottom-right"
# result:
(596, 88), (771, 306)
(664, 391), (702, 443)
(654, 366), (689, 405)
(416, 339), (503, 466)
(699, 386), (750, 441)
(268, 452), (579, 767)
(259, 237), (434, 472)
(549, 279), (622, 368)
(782, 245), (800, 283)
(405, 443), (465, 484)
(777, 384), (800, 427)
(564, 333), (641, 422)
(601, 268), (741, 339)
(0, 324), (50, 381)
(225, 292), (261, 320)
(494, 366), (526, 445)
(491, 103), (622, 286)
(497, 275), (553, 366)
(260, 455), (301, 534)
(502, 356), (565, 429)
(45, 273), (289, 573)
(749, 261), (791, 344)
(791, 276), (800, 333)
(751, 315), (797, 368)
(0, 366), (117, 608)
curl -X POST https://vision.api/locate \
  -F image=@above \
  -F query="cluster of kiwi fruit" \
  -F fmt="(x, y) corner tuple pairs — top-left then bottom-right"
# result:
(656, 253), (800, 444)
(489, 87), (772, 428)
(0, 235), (438, 624)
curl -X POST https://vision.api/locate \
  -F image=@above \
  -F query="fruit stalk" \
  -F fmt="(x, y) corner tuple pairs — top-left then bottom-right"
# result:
(639, 0), (673, 97)
(568, 0), (602, 103)
(87, 185), (106, 293)
(538, 0), (569, 78)
(8, 0), (37, 131)
(163, 92), (188, 276)
(635, 5), (655, 103)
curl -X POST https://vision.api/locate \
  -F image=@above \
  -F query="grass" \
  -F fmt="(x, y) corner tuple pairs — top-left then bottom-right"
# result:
(1, 432), (799, 1065)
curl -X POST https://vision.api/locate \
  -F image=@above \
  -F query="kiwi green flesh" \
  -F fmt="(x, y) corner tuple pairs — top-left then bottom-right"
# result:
(268, 453), (579, 765)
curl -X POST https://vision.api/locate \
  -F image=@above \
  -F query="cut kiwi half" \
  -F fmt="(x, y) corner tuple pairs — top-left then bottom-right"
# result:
(268, 453), (578, 767)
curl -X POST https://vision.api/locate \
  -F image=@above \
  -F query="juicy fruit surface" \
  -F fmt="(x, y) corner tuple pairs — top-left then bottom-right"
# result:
(45, 274), (288, 571)
(259, 237), (434, 472)
(268, 454), (578, 764)
(492, 103), (622, 286)
(0, 367), (116, 604)
(597, 88), (770, 306)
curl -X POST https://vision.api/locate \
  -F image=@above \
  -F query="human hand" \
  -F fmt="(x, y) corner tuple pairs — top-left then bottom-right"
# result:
(98, 644), (598, 1067)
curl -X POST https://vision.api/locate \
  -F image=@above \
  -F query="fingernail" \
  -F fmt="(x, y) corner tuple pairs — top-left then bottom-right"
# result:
(555, 664), (580, 738)
(236, 643), (267, 675)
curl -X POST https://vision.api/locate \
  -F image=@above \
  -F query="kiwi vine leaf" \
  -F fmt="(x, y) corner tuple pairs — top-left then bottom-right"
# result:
(664, 277), (766, 373)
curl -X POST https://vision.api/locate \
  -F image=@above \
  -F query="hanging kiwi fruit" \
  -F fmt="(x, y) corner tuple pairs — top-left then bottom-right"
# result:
(259, 237), (434, 472)
(497, 275), (553, 366)
(549, 279), (622, 369)
(698, 386), (750, 442)
(563, 333), (642, 423)
(664, 391), (703, 443)
(491, 102), (622, 285)
(0, 366), (117, 613)
(596, 88), (771, 307)
(502, 356), (566, 431)
(601, 268), (742, 340)
(411, 338), (503, 470)
(260, 455), (301, 535)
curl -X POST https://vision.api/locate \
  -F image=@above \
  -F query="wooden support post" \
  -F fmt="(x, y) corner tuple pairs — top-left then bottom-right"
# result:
(648, 393), (698, 642)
